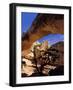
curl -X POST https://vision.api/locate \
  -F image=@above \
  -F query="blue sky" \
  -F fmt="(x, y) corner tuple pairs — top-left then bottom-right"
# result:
(37, 34), (64, 45)
(21, 12), (64, 45)
(21, 12), (37, 32)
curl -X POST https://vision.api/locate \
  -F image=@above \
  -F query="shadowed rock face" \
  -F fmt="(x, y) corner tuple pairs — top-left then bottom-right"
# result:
(22, 14), (64, 57)
(49, 41), (64, 66)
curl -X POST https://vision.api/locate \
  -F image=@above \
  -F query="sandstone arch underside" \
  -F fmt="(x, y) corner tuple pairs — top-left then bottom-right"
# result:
(22, 14), (64, 57)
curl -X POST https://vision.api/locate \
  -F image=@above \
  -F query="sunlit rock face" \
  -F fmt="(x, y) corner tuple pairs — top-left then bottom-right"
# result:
(21, 41), (64, 76)
(42, 65), (56, 75)
(21, 58), (36, 76)
(40, 41), (49, 51)
(22, 41), (50, 60)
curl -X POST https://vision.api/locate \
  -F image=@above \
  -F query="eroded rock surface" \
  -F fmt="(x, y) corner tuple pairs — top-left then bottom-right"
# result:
(21, 41), (64, 77)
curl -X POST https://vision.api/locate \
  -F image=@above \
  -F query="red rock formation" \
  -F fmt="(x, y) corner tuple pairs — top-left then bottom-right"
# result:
(22, 14), (64, 58)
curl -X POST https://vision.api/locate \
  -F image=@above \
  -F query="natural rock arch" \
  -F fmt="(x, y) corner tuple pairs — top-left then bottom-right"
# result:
(22, 14), (64, 57)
